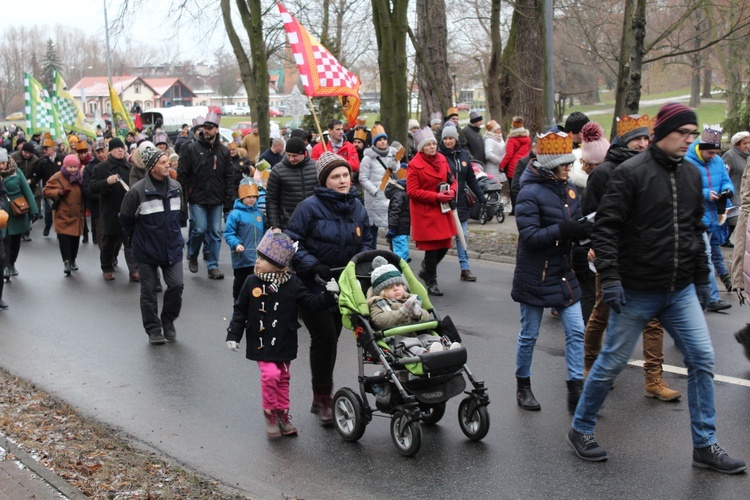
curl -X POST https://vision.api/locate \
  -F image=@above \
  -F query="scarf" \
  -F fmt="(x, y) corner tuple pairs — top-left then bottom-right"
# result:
(255, 269), (293, 294)
(418, 151), (443, 172)
(372, 145), (390, 157)
(485, 130), (504, 143)
(733, 146), (749, 160)
(60, 164), (82, 184)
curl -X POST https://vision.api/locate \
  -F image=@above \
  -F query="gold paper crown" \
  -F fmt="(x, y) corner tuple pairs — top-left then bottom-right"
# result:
(617, 114), (651, 138)
(371, 124), (385, 139)
(238, 180), (259, 199)
(395, 167), (408, 180)
(353, 129), (367, 141)
(536, 132), (573, 156)
(446, 107), (458, 117)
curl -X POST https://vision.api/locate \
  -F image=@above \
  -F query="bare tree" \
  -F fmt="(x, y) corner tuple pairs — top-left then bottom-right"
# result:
(412, 0), (452, 125)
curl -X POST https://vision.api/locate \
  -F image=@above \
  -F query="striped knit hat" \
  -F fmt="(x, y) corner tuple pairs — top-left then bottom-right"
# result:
(653, 102), (697, 143)
(316, 152), (351, 185)
(370, 256), (407, 295)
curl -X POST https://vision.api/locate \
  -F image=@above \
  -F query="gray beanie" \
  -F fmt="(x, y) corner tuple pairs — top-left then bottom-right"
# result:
(0, 148), (7, 163)
(371, 256), (407, 295)
(441, 126), (459, 141)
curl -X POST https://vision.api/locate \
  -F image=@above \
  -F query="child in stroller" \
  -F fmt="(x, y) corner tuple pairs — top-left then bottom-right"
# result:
(367, 256), (461, 355)
(333, 250), (490, 456)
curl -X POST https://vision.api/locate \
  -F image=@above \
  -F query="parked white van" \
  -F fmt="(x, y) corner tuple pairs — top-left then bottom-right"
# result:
(140, 106), (210, 137)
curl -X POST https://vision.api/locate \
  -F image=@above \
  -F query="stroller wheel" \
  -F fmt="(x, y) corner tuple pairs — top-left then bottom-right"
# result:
(458, 397), (490, 441)
(333, 388), (367, 442)
(496, 210), (505, 223)
(419, 402), (446, 426)
(390, 412), (422, 457)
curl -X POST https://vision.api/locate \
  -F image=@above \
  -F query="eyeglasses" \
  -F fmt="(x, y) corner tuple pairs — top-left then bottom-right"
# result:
(675, 128), (700, 138)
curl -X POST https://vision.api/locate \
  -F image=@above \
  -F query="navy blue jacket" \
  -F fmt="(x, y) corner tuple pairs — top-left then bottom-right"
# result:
(439, 143), (487, 222)
(119, 174), (184, 266)
(286, 186), (373, 291)
(511, 163), (582, 307)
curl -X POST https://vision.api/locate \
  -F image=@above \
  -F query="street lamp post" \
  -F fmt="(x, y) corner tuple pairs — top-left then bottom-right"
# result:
(452, 73), (457, 106)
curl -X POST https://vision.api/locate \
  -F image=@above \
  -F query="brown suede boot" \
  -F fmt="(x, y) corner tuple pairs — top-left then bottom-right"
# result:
(275, 409), (298, 436)
(313, 384), (334, 426)
(645, 378), (681, 401)
(264, 410), (282, 439)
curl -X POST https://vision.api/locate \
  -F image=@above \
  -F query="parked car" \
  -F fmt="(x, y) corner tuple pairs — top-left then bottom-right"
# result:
(361, 102), (380, 112)
(222, 104), (237, 115)
(456, 102), (470, 111)
(234, 106), (250, 116)
(269, 107), (284, 117)
(5, 111), (24, 121)
(229, 121), (255, 136)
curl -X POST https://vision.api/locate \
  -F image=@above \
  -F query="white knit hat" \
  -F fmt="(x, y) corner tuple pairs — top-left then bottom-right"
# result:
(371, 256), (407, 295)
(730, 131), (750, 145)
(413, 127), (437, 152)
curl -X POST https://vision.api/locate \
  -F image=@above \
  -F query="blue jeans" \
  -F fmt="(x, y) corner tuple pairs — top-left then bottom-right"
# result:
(456, 219), (470, 270)
(390, 235), (410, 261)
(188, 204), (223, 270)
(710, 242), (728, 277)
(702, 232), (720, 302)
(572, 284), (716, 448)
(516, 302), (584, 381)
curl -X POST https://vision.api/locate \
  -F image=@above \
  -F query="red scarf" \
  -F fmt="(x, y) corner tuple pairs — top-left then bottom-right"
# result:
(418, 151), (443, 172)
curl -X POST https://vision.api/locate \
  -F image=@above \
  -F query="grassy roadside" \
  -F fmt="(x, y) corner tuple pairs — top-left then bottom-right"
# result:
(0, 367), (249, 499)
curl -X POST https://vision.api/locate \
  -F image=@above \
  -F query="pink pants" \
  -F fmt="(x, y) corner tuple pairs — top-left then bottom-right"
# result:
(258, 361), (291, 411)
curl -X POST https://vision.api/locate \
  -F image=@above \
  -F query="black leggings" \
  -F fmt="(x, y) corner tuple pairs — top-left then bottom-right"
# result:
(299, 308), (343, 388)
(232, 266), (254, 301)
(423, 248), (449, 280)
(3, 234), (21, 266)
(57, 234), (80, 263)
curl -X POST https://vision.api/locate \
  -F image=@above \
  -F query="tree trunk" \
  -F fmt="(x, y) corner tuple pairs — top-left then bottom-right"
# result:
(702, 65), (712, 99)
(624, 0), (646, 114)
(689, 7), (703, 108)
(499, 0), (545, 133)
(414, 0), (451, 126)
(371, 0), (409, 147)
(611, 0), (635, 140)
(486, 0), (503, 122)
(222, 0), (269, 148)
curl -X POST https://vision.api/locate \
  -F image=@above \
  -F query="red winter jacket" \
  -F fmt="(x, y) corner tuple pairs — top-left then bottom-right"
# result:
(499, 128), (531, 179)
(406, 152), (457, 250)
(311, 140), (361, 172)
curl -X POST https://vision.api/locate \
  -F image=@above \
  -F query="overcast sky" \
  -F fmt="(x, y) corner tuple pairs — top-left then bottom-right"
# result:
(14, 0), (226, 63)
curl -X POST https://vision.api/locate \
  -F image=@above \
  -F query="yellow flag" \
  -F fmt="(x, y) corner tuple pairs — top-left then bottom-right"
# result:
(108, 83), (136, 139)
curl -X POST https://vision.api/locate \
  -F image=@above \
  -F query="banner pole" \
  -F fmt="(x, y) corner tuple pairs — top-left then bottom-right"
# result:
(307, 96), (327, 152)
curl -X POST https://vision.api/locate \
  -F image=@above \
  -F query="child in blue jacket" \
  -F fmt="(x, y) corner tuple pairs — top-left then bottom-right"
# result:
(224, 178), (266, 300)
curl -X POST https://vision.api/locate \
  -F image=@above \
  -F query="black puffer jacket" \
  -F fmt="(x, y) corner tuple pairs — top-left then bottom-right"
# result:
(511, 163), (583, 307)
(592, 144), (709, 291)
(265, 155), (318, 230)
(439, 143), (487, 222)
(90, 155), (132, 236)
(385, 179), (410, 236)
(177, 135), (233, 208)
(461, 124), (486, 164)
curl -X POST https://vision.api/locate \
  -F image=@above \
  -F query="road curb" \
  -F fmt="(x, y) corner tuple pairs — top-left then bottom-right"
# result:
(0, 434), (86, 500)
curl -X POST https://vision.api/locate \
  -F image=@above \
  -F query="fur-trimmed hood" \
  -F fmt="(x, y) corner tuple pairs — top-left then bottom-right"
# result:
(507, 127), (529, 138)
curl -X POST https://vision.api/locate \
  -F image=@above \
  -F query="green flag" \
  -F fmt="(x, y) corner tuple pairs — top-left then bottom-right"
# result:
(24, 73), (67, 146)
(52, 69), (96, 139)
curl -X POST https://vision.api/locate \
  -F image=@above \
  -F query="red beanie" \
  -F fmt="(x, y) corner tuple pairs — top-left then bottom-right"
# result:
(653, 103), (697, 143)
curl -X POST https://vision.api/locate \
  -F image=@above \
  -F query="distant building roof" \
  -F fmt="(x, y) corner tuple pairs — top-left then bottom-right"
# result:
(144, 78), (196, 98)
(69, 76), (158, 97)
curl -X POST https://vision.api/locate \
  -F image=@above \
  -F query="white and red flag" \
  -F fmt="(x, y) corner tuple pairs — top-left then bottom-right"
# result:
(277, 2), (361, 127)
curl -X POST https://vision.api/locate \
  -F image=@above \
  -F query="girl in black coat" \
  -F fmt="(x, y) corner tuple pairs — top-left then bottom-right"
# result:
(511, 132), (592, 414)
(226, 231), (337, 439)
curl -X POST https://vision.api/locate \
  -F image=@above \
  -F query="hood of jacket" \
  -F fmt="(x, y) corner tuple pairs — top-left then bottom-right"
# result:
(604, 141), (640, 165)
(231, 197), (261, 212)
(507, 127), (530, 138)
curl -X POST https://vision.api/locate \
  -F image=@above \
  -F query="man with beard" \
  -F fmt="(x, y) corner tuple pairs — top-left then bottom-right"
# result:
(90, 138), (138, 281)
(177, 112), (233, 279)
(265, 137), (317, 231)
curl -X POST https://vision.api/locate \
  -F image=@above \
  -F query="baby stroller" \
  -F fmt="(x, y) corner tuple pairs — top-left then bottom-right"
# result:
(469, 160), (505, 224)
(333, 249), (490, 456)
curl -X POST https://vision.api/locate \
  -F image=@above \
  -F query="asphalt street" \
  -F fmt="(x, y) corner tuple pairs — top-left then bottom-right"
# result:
(1, 226), (749, 499)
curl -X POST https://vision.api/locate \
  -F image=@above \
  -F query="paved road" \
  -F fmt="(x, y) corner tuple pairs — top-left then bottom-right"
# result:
(1, 229), (749, 499)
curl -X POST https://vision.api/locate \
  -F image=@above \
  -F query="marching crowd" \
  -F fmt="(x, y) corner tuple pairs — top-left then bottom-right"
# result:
(1, 100), (749, 471)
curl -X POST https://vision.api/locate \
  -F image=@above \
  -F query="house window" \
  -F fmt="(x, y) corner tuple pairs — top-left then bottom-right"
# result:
(134, 83), (141, 94)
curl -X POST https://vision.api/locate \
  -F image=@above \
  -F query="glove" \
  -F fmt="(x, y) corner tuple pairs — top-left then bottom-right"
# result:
(558, 220), (592, 241)
(400, 294), (418, 317)
(59, 188), (71, 197)
(436, 190), (455, 204)
(736, 288), (746, 307)
(696, 284), (711, 310)
(601, 280), (626, 314)
(411, 297), (422, 318)
(325, 278), (340, 295)
(311, 264), (332, 281)
(226, 340), (239, 351)
(385, 228), (396, 241)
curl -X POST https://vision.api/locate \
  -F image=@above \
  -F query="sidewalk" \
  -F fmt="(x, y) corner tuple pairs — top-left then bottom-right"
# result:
(0, 435), (85, 500)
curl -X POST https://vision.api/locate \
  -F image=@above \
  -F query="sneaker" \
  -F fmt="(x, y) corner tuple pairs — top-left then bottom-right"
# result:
(208, 268), (224, 280)
(566, 428), (608, 462)
(693, 443), (747, 474)
(162, 322), (177, 341)
(645, 378), (681, 401)
(429, 342), (444, 353)
(103, 272), (115, 281)
(706, 300), (731, 312)
(188, 256), (199, 273)
(449, 342), (462, 350)
(148, 332), (167, 345)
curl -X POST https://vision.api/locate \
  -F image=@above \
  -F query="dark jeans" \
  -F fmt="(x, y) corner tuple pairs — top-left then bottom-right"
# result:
(3, 234), (21, 265)
(369, 226), (379, 249)
(99, 234), (138, 275)
(43, 198), (53, 232)
(299, 308), (343, 388)
(57, 234), (80, 263)
(139, 262), (183, 335)
(233, 266), (254, 301)
(578, 269), (596, 325)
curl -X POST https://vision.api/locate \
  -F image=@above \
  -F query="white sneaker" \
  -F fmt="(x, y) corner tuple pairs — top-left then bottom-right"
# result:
(429, 342), (445, 353)
(449, 342), (462, 350)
